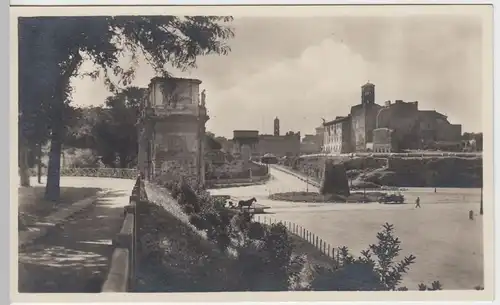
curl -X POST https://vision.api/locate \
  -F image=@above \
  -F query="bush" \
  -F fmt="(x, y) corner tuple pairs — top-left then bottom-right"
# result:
(153, 167), (304, 290)
(150, 167), (451, 292)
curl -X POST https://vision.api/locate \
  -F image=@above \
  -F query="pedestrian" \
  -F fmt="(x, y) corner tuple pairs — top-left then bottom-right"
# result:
(415, 196), (421, 208)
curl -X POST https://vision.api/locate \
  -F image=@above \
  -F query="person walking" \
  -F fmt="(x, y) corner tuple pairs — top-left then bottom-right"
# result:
(415, 196), (421, 208)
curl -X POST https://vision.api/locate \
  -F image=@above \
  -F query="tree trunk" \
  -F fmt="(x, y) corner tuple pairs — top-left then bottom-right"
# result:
(119, 154), (128, 169)
(37, 142), (43, 184)
(19, 139), (30, 187)
(44, 52), (82, 202)
(44, 123), (63, 202)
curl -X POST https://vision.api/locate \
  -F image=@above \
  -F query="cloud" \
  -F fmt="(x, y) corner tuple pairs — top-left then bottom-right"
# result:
(69, 16), (483, 138)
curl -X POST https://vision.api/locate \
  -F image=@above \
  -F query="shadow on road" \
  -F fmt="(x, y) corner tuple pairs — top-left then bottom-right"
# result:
(18, 190), (129, 293)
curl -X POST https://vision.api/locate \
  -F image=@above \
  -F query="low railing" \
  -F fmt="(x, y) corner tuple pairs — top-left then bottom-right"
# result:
(101, 175), (146, 292)
(301, 151), (482, 159)
(255, 215), (341, 265)
(28, 167), (139, 180)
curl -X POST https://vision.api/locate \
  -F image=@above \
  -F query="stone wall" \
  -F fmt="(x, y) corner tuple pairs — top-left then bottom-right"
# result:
(257, 134), (300, 157)
(350, 105), (366, 152)
(289, 155), (482, 188)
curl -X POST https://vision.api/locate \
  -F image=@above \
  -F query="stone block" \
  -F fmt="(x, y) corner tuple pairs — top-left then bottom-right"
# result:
(320, 160), (350, 196)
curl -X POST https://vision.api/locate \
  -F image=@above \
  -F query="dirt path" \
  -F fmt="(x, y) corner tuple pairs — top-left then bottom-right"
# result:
(18, 190), (129, 293)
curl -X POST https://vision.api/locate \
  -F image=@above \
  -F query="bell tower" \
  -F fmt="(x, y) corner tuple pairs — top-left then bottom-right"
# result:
(361, 82), (375, 105)
(274, 117), (280, 136)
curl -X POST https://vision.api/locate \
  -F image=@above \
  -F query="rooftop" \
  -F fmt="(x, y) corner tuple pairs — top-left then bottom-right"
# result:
(324, 115), (351, 126)
(150, 76), (202, 85)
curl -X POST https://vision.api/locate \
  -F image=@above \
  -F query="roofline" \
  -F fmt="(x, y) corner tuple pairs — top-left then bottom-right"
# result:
(323, 115), (351, 126)
(233, 130), (259, 133)
(150, 76), (202, 85)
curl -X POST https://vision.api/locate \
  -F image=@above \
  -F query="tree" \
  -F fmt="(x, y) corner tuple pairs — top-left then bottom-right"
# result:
(206, 133), (222, 151)
(94, 87), (144, 168)
(18, 16), (234, 201)
(462, 132), (483, 151)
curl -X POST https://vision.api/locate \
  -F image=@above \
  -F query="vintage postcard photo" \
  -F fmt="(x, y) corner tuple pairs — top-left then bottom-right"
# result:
(11, 3), (494, 303)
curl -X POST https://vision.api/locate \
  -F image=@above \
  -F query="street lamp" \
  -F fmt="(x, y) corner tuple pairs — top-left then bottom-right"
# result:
(480, 186), (483, 215)
(306, 166), (309, 193)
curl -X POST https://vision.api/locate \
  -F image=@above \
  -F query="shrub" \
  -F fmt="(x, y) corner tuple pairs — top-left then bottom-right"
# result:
(152, 166), (304, 290)
(234, 222), (305, 291)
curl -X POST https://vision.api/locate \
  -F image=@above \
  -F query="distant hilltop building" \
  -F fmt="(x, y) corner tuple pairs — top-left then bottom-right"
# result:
(274, 117), (280, 136)
(232, 117), (301, 158)
(322, 82), (463, 154)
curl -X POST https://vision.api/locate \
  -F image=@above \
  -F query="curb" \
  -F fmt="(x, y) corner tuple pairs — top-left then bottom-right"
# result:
(18, 189), (111, 250)
(209, 175), (271, 189)
(101, 176), (141, 293)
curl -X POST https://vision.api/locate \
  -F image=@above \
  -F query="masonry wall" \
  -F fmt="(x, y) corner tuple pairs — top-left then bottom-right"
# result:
(350, 105), (366, 152)
(256, 135), (300, 157)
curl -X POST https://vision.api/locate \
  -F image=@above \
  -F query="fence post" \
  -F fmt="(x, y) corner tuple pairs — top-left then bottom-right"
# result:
(328, 244), (331, 258)
(319, 239), (322, 252)
(316, 236), (319, 248)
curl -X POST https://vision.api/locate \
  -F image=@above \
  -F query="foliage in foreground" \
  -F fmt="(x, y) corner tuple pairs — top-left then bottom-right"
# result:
(154, 172), (304, 291)
(148, 169), (449, 291)
(309, 223), (442, 291)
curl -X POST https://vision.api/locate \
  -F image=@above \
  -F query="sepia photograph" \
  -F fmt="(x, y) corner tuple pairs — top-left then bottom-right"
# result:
(11, 3), (494, 303)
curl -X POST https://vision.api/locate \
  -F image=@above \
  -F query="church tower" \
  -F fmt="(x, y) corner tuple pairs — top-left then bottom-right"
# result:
(274, 117), (280, 136)
(361, 82), (375, 105)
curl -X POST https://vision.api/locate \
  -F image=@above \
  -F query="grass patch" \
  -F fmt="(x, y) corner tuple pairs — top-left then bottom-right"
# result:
(134, 200), (242, 292)
(269, 191), (388, 203)
(18, 186), (101, 229)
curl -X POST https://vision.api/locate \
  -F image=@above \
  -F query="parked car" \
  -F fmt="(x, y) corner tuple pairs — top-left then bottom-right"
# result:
(378, 193), (405, 204)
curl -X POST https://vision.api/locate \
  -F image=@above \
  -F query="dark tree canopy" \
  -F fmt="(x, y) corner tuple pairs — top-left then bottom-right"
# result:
(18, 15), (234, 200)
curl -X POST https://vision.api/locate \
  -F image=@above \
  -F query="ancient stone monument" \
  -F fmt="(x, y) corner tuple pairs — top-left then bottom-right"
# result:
(137, 77), (209, 185)
(320, 159), (350, 196)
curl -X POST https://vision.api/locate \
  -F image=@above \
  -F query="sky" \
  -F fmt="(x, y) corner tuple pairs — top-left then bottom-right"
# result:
(71, 15), (483, 139)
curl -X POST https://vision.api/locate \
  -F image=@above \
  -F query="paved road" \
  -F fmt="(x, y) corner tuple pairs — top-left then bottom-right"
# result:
(209, 168), (484, 290)
(18, 177), (134, 293)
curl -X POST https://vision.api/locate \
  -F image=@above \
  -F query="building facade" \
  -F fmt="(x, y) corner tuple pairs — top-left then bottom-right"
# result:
(349, 82), (383, 152)
(137, 77), (208, 185)
(315, 126), (325, 151)
(232, 130), (259, 159)
(323, 116), (352, 154)
(375, 99), (462, 151)
(300, 134), (322, 154)
(372, 127), (393, 153)
(321, 82), (464, 154)
(256, 132), (301, 157)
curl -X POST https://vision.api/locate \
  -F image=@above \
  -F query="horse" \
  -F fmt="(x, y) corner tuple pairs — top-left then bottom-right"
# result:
(238, 197), (257, 210)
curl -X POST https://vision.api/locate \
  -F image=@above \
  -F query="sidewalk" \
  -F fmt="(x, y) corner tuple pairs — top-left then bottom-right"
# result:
(18, 182), (133, 292)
